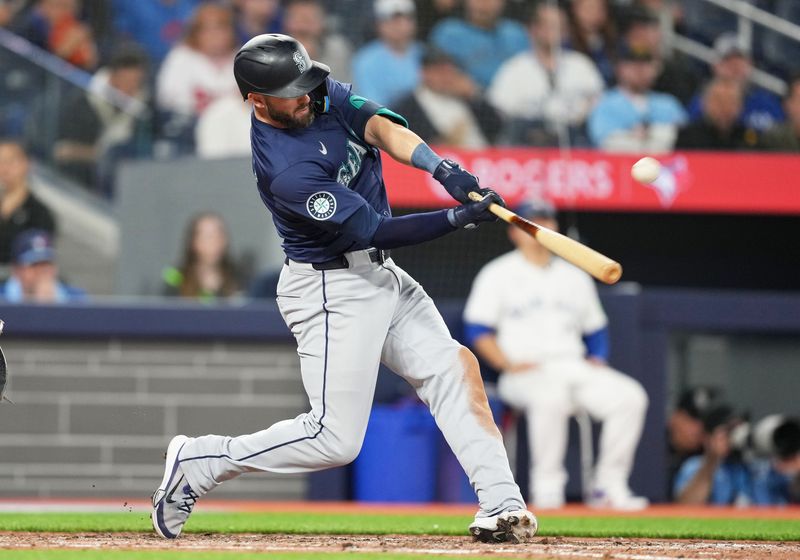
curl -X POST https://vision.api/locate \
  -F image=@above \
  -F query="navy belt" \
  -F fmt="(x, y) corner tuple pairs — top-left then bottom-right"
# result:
(285, 248), (390, 270)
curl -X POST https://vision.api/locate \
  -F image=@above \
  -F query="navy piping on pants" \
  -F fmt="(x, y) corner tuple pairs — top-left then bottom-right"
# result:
(179, 270), (330, 465)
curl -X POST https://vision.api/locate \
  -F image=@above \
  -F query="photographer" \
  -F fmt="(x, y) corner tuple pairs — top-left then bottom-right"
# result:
(673, 405), (752, 505)
(751, 417), (800, 505)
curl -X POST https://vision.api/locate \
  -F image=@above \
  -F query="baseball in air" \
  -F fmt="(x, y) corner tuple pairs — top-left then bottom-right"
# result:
(631, 156), (661, 183)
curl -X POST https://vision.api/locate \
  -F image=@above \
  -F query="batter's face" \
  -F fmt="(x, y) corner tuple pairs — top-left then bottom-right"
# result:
(251, 93), (315, 129)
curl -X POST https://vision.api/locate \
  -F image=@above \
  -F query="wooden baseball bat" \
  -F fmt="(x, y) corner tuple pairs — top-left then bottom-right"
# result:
(468, 192), (622, 285)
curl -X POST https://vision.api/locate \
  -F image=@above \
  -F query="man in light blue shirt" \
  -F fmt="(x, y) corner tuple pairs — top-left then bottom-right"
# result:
(352, 0), (422, 107)
(588, 43), (687, 152)
(0, 230), (86, 304)
(430, 0), (529, 88)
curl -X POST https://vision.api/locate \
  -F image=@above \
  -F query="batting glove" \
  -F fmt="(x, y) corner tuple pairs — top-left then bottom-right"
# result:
(447, 190), (505, 229)
(433, 160), (480, 204)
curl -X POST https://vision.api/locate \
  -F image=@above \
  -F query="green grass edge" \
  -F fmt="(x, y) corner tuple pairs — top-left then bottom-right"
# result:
(1, 512), (799, 541)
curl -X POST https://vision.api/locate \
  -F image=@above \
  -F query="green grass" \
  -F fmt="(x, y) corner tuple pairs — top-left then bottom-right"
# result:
(1, 511), (798, 541)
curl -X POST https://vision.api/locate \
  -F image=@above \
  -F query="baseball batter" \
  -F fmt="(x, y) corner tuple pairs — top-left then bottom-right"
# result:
(463, 201), (649, 510)
(151, 34), (536, 543)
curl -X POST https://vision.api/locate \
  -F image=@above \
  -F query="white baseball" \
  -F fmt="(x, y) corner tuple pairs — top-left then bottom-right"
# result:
(631, 156), (661, 183)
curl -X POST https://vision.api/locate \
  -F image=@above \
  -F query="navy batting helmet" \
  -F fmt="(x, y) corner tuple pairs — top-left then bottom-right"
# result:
(234, 34), (330, 100)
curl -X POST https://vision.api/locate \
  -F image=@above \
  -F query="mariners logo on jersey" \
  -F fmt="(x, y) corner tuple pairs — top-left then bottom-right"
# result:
(336, 140), (368, 187)
(306, 191), (336, 220)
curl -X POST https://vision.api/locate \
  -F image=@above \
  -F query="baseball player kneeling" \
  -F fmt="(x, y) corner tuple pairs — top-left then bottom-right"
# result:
(151, 34), (536, 543)
(464, 200), (649, 510)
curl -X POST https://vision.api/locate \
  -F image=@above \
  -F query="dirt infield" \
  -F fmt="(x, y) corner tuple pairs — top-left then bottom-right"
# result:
(2, 532), (800, 559)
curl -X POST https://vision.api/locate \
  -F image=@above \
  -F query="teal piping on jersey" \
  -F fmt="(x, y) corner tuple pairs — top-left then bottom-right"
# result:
(348, 95), (408, 128)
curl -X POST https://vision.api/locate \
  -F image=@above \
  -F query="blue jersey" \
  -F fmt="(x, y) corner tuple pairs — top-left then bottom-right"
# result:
(251, 78), (407, 262)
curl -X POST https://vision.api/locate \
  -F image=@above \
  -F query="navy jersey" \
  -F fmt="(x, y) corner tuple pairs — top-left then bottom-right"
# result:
(251, 78), (408, 262)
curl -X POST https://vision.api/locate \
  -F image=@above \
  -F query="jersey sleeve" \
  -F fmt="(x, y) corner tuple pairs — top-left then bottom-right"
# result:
(326, 78), (408, 142)
(270, 161), (381, 237)
(463, 263), (503, 329)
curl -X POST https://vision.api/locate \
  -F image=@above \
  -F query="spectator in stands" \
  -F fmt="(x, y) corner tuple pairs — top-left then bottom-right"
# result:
(464, 200), (649, 510)
(0, 229), (85, 303)
(565, 0), (617, 86)
(112, 0), (199, 65)
(620, 5), (700, 106)
(352, 0), (422, 107)
(195, 92), (251, 159)
(429, 0), (529, 88)
(232, 0), (281, 45)
(673, 405), (752, 505)
(155, 2), (239, 155)
(156, 2), (239, 119)
(0, 0), (26, 27)
(760, 75), (800, 152)
(0, 140), (56, 264)
(282, 0), (352, 84)
(394, 48), (500, 148)
(687, 33), (784, 133)
(54, 46), (149, 194)
(162, 212), (241, 301)
(587, 42), (686, 153)
(416, 0), (461, 40)
(667, 386), (721, 498)
(14, 0), (98, 70)
(487, 2), (604, 147)
(676, 78), (759, 151)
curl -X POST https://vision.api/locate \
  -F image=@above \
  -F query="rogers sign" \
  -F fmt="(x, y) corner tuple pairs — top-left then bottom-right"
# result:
(449, 154), (615, 202)
(383, 148), (800, 215)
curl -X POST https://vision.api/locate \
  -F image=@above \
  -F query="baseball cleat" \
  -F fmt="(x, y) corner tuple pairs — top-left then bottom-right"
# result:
(151, 435), (198, 539)
(469, 509), (538, 544)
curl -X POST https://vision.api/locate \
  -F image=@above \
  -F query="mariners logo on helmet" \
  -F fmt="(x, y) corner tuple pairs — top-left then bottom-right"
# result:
(306, 192), (336, 220)
(293, 51), (307, 73)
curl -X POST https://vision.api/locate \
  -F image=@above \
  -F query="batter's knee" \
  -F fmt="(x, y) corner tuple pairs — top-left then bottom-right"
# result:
(323, 436), (364, 467)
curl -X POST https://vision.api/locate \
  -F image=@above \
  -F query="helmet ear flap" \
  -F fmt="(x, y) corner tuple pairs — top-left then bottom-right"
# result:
(310, 81), (330, 113)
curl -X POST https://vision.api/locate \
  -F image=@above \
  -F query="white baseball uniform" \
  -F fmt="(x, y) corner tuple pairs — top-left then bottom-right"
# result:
(464, 251), (648, 506)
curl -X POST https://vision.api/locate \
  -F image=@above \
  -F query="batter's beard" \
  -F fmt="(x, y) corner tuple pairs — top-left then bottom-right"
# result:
(266, 101), (315, 129)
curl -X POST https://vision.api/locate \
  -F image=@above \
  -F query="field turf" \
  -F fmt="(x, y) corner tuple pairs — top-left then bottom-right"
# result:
(1, 510), (798, 541)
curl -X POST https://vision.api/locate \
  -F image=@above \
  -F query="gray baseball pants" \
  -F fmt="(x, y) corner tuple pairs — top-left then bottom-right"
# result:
(178, 249), (525, 517)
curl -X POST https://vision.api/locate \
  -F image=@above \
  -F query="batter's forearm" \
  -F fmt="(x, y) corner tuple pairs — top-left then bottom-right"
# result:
(364, 114), (428, 165)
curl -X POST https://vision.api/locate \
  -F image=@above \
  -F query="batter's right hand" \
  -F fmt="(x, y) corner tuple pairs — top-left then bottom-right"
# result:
(447, 195), (498, 229)
(433, 159), (479, 203)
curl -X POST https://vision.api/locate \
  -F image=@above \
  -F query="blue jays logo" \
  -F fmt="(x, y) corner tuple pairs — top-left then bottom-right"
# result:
(336, 140), (367, 187)
(307, 191), (336, 220)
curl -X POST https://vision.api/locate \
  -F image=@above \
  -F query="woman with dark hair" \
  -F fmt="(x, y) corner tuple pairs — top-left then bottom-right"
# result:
(565, 0), (617, 86)
(162, 212), (240, 301)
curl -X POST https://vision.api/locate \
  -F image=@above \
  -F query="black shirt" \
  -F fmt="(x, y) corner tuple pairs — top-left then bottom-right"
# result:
(0, 192), (57, 264)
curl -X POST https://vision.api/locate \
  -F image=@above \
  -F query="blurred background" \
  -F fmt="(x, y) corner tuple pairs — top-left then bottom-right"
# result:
(0, 0), (798, 507)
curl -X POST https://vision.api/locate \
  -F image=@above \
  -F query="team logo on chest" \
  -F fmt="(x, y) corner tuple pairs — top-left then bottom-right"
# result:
(336, 140), (368, 187)
(306, 191), (336, 220)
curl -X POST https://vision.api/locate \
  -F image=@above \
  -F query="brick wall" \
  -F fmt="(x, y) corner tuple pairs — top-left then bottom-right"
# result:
(0, 339), (309, 500)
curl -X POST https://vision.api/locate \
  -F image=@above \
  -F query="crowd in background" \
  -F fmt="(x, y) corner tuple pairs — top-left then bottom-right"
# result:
(1, 0), (800, 197)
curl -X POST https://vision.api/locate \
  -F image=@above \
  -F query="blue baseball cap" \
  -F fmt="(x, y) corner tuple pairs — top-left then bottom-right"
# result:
(11, 229), (55, 265)
(514, 199), (557, 220)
